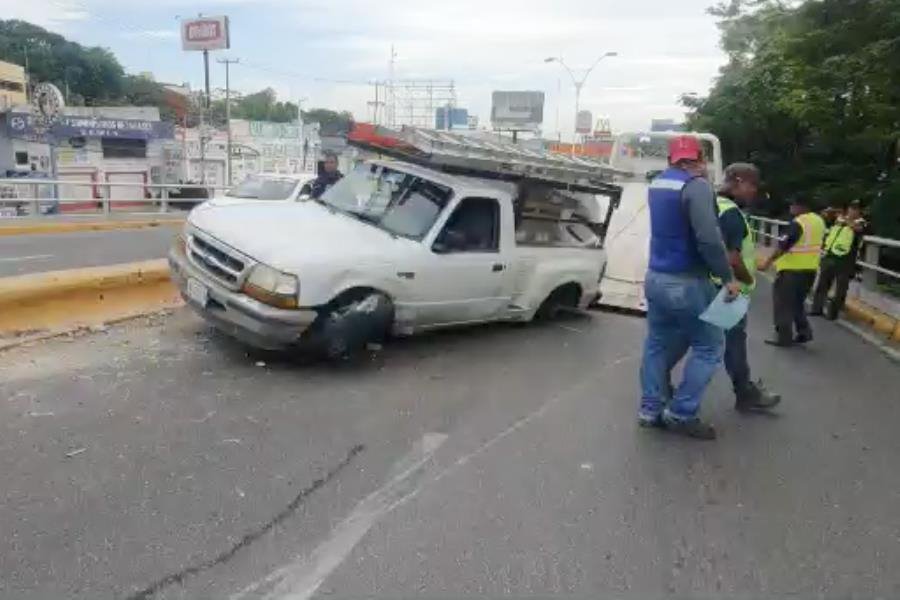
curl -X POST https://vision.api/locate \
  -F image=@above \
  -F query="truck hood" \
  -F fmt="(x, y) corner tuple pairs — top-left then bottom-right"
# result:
(187, 201), (410, 270)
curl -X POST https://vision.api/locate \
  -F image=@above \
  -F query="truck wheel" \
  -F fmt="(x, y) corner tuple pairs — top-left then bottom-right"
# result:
(535, 284), (581, 321)
(315, 292), (394, 361)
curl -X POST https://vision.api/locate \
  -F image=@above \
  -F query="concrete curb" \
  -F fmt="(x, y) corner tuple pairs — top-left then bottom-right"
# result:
(843, 297), (900, 343)
(0, 260), (182, 340)
(0, 218), (184, 237)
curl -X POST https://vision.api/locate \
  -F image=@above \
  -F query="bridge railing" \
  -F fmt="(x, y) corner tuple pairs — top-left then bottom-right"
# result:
(747, 215), (900, 314)
(0, 178), (231, 218)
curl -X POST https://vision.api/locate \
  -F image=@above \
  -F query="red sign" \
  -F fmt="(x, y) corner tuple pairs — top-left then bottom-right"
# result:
(181, 16), (230, 51)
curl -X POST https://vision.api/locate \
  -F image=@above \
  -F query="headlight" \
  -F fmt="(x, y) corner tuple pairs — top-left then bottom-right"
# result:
(242, 264), (299, 309)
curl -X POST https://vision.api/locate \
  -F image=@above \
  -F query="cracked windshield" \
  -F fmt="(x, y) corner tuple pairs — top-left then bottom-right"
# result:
(2, 0), (900, 598)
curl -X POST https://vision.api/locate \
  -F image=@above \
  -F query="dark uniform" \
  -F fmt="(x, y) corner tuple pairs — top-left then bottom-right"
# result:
(309, 170), (343, 199)
(810, 216), (864, 320)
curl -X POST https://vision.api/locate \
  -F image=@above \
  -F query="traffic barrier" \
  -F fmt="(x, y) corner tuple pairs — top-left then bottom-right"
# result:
(0, 217), (184, 237)
(0, 260), (180, 340)
(844, 297), (900, 343)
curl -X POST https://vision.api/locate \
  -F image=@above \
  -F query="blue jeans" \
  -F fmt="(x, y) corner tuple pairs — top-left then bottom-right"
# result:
(639, 270), (724, 423)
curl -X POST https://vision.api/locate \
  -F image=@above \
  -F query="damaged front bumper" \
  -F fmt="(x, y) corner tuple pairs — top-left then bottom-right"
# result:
(168, 245), (319, 351)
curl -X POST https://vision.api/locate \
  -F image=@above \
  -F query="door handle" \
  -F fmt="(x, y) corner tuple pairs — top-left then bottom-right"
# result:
(492, 263), (505, 272)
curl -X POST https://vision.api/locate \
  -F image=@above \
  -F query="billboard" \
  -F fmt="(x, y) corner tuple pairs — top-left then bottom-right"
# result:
(435, 107), (469, 130)
(491, 91), (544, 131)
(181, 16), (230, 51)
(576, 110), (593, 134)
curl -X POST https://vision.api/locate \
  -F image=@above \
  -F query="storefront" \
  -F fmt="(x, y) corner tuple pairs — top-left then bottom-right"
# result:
(0, 106), (174, 204)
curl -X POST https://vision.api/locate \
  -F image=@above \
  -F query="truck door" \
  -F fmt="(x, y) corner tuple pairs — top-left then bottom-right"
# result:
(414, 196), (513, 325)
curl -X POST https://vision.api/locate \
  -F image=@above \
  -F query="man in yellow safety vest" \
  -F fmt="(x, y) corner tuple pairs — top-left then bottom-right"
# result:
(759, 197), (827, 346)
(714, 164), (781, 410)
(810, 201), (867, 320)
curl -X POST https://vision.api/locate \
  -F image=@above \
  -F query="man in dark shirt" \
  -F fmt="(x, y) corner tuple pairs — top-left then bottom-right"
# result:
(716, 163), (781, 412)
(810, 201), (867, 320)
(309, 151), (344, 199)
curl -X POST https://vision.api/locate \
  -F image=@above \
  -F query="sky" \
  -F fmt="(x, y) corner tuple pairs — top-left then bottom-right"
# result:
(2, 0), (728, 138)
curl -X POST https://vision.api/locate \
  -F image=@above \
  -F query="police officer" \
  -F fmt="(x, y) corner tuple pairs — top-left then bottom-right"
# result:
(715, 163), (781, 411)
(810, 201), (866, 320)
(638, 135), (740, 440)
(309, 151), (344, 199)
(759, 198), (827, 346)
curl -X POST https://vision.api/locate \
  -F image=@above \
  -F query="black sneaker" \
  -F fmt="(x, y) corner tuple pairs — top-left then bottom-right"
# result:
(638, 415), (666, 430)
(663, 417), (717, 440)
(735, 380), (782, 412)
(794, 333), (813, 344)
(808, 310), (825, 317)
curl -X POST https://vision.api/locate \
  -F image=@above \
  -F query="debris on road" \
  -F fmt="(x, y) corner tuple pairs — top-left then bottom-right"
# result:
(64, 447), (87, 458)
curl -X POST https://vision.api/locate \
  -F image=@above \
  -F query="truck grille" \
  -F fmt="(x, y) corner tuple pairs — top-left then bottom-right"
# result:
(187, 231), (248, 287)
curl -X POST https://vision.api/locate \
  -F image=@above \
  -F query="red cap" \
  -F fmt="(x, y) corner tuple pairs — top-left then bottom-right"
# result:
(668, 135), (703, 163)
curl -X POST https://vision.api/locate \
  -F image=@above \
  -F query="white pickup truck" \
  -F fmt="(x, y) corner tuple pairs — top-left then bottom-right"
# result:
(169, 128), (622, 357)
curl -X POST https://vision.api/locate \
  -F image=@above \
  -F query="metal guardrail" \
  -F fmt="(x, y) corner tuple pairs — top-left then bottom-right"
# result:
(747, 215), (900, 290)
(0, 178), (231, 218)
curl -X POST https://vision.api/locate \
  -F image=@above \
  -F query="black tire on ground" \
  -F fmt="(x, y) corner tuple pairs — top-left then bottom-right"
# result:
(535, 284), (581, 321)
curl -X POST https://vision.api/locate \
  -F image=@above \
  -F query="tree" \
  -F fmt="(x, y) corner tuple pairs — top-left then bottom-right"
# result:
(0, 19), (124, 103)
(301, 108), (354, 136)
(685, 0), (900, 237)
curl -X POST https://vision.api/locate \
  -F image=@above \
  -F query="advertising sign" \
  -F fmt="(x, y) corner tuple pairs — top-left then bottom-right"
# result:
(5, 111), (175, 141)
(490, 91), (544, 131)
(576, 110), (593, 134)
(181, 16), (230, 51)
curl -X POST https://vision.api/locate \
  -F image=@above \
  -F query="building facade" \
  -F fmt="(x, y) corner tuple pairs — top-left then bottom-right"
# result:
(0, 105), (175, 203)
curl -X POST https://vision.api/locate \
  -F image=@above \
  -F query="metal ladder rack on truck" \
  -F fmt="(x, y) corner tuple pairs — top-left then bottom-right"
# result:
(347, 122), (627, 252)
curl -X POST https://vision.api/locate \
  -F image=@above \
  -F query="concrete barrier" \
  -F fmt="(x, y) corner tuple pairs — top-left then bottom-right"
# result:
(0, 260), (181, 340)
(0, 217), (185, 237)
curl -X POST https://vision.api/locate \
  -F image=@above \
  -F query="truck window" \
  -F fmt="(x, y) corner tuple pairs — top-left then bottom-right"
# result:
(436, 197), (500, 253)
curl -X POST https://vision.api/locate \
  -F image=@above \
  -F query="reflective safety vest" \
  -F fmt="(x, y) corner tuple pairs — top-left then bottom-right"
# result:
(713, 197), (756, 294)
(824, 222), (856, 257)
(775, 211), (826, 272)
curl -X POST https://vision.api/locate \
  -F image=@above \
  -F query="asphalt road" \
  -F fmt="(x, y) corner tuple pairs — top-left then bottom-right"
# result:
(0, 228), (177, 277)
(1, 288), (898, 599)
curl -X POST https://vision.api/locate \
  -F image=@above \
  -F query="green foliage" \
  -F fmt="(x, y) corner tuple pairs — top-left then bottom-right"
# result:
(300, 108), (353, 135)
(0, 19), (124, 103)
(686, 0), (900, 239)
(229, 88), (298, 123)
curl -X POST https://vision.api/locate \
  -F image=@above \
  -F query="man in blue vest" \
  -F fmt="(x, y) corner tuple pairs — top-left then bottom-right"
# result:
(639, 135), (740, 440)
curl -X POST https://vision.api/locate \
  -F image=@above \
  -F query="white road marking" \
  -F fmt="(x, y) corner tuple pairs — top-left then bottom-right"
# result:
(231, 432), (448, 600)
(0, 254), (53, 263)
(235, 354), (638, 600)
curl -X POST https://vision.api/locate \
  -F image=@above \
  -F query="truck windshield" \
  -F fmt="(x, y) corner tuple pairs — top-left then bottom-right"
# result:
(319, 163), (453, 240)
(226, 175), (298, 200)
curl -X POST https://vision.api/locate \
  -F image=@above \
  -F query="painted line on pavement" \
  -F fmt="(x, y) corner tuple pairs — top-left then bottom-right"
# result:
(0, 254), (53, 263)
(236, 353), (639, 600)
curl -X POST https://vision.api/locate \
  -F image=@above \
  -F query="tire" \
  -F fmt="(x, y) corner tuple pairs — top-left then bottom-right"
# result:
(535, 284), (581, 321)
(314, 292), (394, 361)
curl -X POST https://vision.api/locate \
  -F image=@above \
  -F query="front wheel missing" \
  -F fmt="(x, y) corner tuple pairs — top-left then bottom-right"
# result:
(305, 293), (394, 361)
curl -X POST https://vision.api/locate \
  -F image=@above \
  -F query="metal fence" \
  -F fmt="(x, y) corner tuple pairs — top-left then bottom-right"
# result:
(0, 178), (230, 218)
(747, 215), (900, 294)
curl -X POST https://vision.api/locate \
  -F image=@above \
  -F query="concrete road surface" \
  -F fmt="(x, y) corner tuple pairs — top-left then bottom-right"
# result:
(1, 289), (898, 599)
(0, 228), (177, 277)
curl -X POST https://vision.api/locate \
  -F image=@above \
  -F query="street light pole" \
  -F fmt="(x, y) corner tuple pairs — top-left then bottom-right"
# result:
(218, 57), (240, 186)
(545, 52), (618, 144)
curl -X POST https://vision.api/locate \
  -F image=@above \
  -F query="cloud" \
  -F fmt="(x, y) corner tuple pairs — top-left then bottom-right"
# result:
(120, 29), (178, 40)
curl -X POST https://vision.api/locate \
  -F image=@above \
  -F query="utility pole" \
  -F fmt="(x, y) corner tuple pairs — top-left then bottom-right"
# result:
(218, 57), (239, 186)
